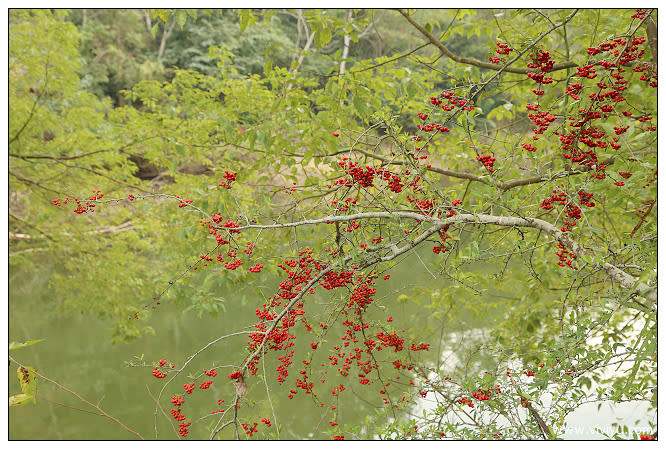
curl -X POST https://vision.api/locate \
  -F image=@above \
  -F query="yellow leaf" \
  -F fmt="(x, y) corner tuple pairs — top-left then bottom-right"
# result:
(9, 393), (34, 407)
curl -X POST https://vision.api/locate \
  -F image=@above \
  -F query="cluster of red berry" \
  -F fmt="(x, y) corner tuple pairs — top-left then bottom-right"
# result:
(476, 154), (496, 173)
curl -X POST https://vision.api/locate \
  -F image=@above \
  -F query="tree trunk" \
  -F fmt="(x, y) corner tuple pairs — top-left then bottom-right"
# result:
(143, 9), (152, 35)
(157, 20), (176, 61)
(291, 12), (315, 75)
(339, 10), (353, 75)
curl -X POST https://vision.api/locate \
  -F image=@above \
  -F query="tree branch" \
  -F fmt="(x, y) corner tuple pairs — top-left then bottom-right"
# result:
(508, 374), (551, 439)
(87, 192), (658, 306)
(292, 19), (316, 75)
(10, 55), (51, 145)
(9, 170), (66, 195)
(157, 19), (176, 61)
(644, 10), (658, 66)
(145, 385), (182, 440)
(396, 9), (577, 75)
(9, 221), (134, 241)
(225, 211), (656, 303)
(630, 199), (655, 238)
(349, 43), (431, 74)
(9, 149), (111, 161)
(9, 356), (144, 440)
(353, 148), (614, 191)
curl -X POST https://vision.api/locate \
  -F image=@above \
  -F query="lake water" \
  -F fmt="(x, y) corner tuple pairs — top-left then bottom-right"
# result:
(8, 254), (653, 440)
(9, 258), (434, 440)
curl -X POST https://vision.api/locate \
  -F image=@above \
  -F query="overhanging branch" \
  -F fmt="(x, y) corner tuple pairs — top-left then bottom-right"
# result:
(228, 211), (656, 303)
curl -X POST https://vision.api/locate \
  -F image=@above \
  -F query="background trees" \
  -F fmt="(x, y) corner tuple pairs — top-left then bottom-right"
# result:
(9, 8), (657, 440)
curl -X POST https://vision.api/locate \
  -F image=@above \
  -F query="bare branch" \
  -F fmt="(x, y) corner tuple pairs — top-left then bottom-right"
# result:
(9, 221), (134, 240)
(145, 385), (182, 440)
(9, 357), (144, 440)
(349, 43), (431, 74)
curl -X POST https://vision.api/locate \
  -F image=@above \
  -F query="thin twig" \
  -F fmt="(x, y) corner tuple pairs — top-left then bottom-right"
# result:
(9, 356), (144, 440)
(146, 385), (182, 440)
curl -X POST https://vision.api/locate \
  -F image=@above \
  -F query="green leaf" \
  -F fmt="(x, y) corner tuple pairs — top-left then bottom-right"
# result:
(151, 22), (159, 38)
(9, 339), (45, 351)
(9, 393), (34, 407)
(238, 10), (257, 33)
(175, 10), (188, 30)
(352, 95), (363, 113)
(264, 58), (273, 76)
(152, 9), (170, 23)
(319, 27), (332, 48)
(577, 376), (592, 391)
(404, 80), (418, 98)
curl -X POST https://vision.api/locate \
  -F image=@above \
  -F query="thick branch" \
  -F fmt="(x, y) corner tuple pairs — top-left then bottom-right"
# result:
(229, 211), (656, 303)
(90, 193), (658, 303)
(459, 214), (656, 302)
(142, 9), (152, 34)
(225, 209), (654, 403)
(397, 9), (577, 75)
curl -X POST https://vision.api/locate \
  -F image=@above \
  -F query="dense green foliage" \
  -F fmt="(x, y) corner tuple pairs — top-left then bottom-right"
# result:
(9, 8), (657, 440)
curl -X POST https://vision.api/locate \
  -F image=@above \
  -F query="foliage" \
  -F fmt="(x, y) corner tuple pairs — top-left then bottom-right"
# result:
(160, 10), (295, 77)
(69, 9), (166, 104)
(9, 8), (657, 440)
